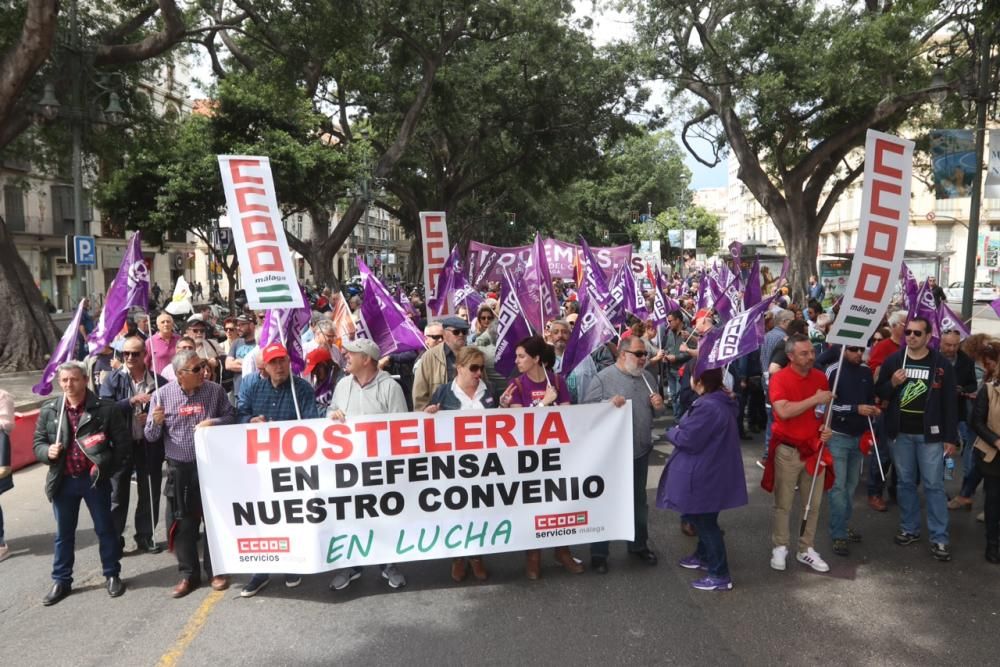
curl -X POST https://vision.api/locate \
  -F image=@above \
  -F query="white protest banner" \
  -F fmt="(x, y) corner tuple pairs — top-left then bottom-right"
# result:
(682, 229), (697, 249)
(827, 130), (914, 346)
(218, 156), (304, 309)
(196, 403), (635, 574)
(420, 211), (451, 318)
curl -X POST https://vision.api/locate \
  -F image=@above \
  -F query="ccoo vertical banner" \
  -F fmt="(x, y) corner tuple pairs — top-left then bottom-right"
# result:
(420, 211), (451, 319)
(827, 130), (914, 347)
(218, 155), (304, 310)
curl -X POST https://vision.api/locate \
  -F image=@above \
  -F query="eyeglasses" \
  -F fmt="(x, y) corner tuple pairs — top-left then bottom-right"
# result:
(224, 327), (235, 332)
(846, 346), (865, 353)
(122, 350), (143, 358)
(426, 334), (444, 341)
(478, 314), (494, 321)
(466, 364), (484, 373)
(446, 329), (468, 336)
(904, 329), (926, 337)
(625, 349), (648, 358)
(179, 363), (206, 374)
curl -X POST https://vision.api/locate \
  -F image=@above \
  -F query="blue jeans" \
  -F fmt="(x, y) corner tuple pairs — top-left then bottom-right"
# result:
(52, 476), (121, 584)
(591, 453), (650, 557)
(959, 422), (983, 498)
(889, 434), (949, 544)
(666, 373), (681, 417)
(762, 405), (773, 459)
(688, 512), (729, 577)
(828, 433), (862, 540)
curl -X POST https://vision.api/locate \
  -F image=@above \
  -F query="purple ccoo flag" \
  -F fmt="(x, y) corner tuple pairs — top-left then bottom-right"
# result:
(695, 295), (777, 378)
(907, 278), (941, 350)
(87, 232), (150, 354)
(357, 259), (426, 354)
(578, 236), (612, 307)
(650, 267), (671, 325)
(259, 284), (313, 373)
(936, 300), (971, 340)
(900, 262), (920, 312)
(743, 256), (762, 308)
(495, 269), (535, 377)
(560, 287), (617, 377)
(428, 245), (483, 317)
(518, 234), (560, 333)
(33, 300), (86, 395)
(621, 264), (649, 320)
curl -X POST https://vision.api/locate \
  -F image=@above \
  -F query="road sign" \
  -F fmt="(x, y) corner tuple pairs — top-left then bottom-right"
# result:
(217, 227), (232, 253)
(73, 235), (96, 265)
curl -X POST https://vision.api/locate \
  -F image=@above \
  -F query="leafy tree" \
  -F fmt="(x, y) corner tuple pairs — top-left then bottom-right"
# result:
(632, 0), (976, 303)
(631, 205), (721, 265)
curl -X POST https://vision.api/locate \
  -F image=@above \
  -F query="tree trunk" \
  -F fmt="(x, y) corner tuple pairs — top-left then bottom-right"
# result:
(0, 219), (58, 371)
(773, 207), (820, 306)
(407, 236), (422, 284)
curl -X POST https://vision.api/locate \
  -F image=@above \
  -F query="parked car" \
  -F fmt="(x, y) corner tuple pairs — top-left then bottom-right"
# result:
(945, 281), (998, 303)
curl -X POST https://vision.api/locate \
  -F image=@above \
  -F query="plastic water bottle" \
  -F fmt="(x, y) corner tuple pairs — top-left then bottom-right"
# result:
(944, 455), (955, 481)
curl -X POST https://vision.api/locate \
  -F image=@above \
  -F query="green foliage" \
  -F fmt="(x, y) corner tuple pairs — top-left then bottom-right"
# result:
(634, 205), (720, 254)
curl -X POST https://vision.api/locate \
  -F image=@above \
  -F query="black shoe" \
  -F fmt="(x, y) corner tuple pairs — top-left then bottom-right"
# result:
(135, 537), (162, 554)
(106, 576), (126, 597)
(832, 539), (849, 557)
(931, 542), (952, 562)
(894, 530), (920, 546)
(846, 528), (862, 543)
(43, 582), (71, 606)
(630, 548), (658, 566)
(986, 544), (1000, 564)
(591, 557), (608, 574)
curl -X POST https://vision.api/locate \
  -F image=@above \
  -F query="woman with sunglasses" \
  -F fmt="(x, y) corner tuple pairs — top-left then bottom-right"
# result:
(424, 346), (496, 582)
(498, 335), (583, 579)
(470, 303), (497, 344)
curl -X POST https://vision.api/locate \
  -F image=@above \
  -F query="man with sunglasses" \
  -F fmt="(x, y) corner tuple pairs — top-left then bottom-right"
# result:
(875, 316), (958, 562)
(146, 349), (236, 596)
(824, 344), (879, 557)
(412, 316), (469, 410)
(100, 336), (167, 555)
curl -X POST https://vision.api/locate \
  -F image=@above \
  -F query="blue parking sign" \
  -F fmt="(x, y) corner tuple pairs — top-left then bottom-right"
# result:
(74, 235), (96, 265)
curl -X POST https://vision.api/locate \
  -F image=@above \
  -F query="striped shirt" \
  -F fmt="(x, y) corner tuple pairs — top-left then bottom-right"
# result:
(145, 380), (235, 462)
(237, 376), (318, 423)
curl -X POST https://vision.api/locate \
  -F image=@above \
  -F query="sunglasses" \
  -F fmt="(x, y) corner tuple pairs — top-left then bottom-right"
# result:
(904, 329), (926, 337)
(466, 364), (484, 373)
(122, 350), (143, 358)
(625, 349), (648, 358)
(478, 314), (495, 321)
(224, 327), (236, 332)
(427, 334), (444, 341)
(180, 363), (207, 374)
(446, 329), (468, 336)
(846, 346), (865, 353)
(873, 336), (884, 342)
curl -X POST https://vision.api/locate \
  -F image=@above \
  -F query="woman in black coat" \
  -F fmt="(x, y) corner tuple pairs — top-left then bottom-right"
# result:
(968, 342), (1000, 564)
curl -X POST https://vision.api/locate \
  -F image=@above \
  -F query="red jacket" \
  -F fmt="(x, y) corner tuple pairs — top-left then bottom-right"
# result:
(761, 431), (834, 493)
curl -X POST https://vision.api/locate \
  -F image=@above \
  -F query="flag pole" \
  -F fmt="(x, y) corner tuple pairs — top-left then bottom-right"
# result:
(867, 415), (886, 483)
(801, 345), (843, 536)
(277, 314), (302, 421)
(964, 304), (991, 324)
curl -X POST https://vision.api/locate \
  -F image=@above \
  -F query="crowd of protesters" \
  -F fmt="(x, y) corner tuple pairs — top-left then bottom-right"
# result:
(11, 257), (1000, 608)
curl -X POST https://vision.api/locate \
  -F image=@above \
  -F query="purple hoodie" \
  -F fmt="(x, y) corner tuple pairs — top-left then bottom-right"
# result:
(656, 390), (748, 514)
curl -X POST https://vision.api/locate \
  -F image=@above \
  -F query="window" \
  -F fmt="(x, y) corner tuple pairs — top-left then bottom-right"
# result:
(3, 185), (25, 231)
(51, 185), (92, 235)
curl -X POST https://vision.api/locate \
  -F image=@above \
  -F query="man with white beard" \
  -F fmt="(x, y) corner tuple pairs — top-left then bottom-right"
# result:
(582, 335), (665, 573)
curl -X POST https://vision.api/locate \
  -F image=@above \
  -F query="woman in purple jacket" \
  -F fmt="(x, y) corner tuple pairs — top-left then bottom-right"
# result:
(656, 367), (748, 591)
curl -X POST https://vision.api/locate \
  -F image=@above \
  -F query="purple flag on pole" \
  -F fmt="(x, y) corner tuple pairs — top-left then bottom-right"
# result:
(606, 264), (627, 328)
(87, 232), (149, 354)
(743, 256), (762, 308)
(561, 288), (617, 377)
(33, 300), (86, 395)
(578, 236), (612, 306)
(650, 267), (671, 325)
(428, 246), (483, 317)
(621, 264), (649, 320)
(357, 259), (427, 355)
(495, 270), (534, 377)
(518, 234), (560, 333)
(397, 284), (417, 319)
(900, 262), (920, 312)
(936, 300), (971, 340)
(259, 284), (313, 373)
(907, 278), (941, 349)
(695, 295), (777, 377)
(991, 297), (1000, 318)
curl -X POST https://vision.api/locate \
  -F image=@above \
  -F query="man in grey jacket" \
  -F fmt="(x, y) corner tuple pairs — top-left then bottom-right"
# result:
(327, 338), (409, 590)
(583, 335), (665, 573)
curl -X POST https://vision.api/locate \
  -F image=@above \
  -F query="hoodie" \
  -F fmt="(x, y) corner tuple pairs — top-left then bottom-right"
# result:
(328, 370), (408, 417)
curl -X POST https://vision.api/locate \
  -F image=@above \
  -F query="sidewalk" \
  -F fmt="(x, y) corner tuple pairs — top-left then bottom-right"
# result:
(2, 370), (47, 411)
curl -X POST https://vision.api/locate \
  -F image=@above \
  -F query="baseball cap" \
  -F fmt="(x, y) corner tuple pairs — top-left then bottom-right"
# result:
(235, 315), (252, 324)
(262, 342), (288, 363)
(440, 316), (470, 332)
(343, 338), (381, 359)
(304, 347), (332, 375)
(185, 314), (207, 329)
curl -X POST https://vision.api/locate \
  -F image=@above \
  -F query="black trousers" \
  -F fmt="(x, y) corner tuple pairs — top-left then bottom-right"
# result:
(985, 476), (1000, 547)
(165, 459), (213, 581)
(111, 439), (165, 541)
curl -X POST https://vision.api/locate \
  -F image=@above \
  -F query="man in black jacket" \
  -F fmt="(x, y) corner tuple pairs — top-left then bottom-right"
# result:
(875, 317), (958, 562)
(33, 361), (133, 605)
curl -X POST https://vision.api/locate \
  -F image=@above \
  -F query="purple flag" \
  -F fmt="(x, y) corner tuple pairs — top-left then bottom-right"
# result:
(650, 267), (671, 325)
(728, 241), (743, 263)
(743, 256), (762, 308)
(991, 297), (1000, 318)
(606, 264), (627, 328)
(87, 232), (150, 354)
(578, 236), (612, 306)
(561, 287), (617, 377)
(518, 234), (560, 333)
(259, 284), (313, 373)
(33, 301), (86, 395)
(907, 278), (941, 350)
(695, 295), (777, 377)
(937, 300), (971, 340)
(357, 259), (427, 355)
(774, 258), (790, 294)
(495, 270), (534, 377)
(396, 284), (417, 319)
(696, 270), (713, 311)
(621, 264), (649, 320)
(900, 262), (920, 312)
(428, 246), (483, 317)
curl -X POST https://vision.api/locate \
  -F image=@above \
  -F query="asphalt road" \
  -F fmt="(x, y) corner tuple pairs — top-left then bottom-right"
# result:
(2, 416), (997, 667)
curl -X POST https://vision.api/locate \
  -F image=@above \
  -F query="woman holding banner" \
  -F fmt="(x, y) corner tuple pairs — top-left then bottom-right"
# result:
(425, 346), (496, 582)
(498, 335), (584, 579)
(656, 367), (748, 591)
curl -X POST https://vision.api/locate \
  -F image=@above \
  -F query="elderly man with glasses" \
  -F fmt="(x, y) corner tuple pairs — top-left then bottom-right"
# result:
(412, 316), (469, 410)
(100, 336), (167, 555)
(874, 316), (959, 562)
(145, 349), (236, 597)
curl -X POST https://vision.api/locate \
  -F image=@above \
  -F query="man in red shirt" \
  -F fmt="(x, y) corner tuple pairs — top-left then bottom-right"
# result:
(765, 334), (833, 573)
(866, 310), (905, 511)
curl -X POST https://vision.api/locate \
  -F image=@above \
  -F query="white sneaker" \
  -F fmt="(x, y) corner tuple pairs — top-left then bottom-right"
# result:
(770, 546), (788, 571)
(796, 547), (830, 573)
